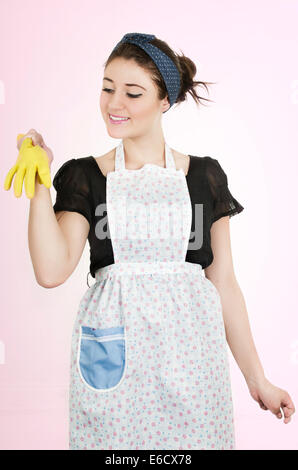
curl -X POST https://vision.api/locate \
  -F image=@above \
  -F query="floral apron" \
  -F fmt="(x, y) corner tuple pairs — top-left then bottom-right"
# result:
(68, 140), (235, 450)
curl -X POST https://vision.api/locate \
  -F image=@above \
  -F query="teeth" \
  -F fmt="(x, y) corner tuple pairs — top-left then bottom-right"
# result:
(110, 115), (129, 121)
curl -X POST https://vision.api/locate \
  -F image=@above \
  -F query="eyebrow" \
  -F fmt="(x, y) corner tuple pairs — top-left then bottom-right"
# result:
(103, 77), (146, 91)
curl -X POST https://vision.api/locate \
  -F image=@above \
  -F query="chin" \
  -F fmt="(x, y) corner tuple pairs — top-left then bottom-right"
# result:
(106, 128), (128, 139)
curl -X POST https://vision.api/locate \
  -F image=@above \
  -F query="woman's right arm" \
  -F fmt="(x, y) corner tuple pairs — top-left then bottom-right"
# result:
(20, 129), (89, 288)
(28, 172), (90, 288)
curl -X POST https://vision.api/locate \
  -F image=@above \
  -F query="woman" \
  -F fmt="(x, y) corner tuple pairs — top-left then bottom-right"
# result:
(6, 32), (295, 450)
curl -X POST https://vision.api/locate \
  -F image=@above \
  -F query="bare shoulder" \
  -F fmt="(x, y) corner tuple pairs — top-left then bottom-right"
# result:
(93, 148), (116, 177)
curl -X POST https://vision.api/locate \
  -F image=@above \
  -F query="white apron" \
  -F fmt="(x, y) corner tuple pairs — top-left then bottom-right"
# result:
(69, 140), (235, 450)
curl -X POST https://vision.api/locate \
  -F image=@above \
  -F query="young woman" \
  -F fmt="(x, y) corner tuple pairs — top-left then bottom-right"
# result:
(10, 33), (295, 450)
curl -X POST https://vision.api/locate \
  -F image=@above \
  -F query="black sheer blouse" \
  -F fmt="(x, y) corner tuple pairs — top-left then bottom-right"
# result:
(52, 154), (244, 280)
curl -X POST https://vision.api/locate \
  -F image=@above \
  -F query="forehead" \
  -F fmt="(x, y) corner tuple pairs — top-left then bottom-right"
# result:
(104, 58), (153, 87)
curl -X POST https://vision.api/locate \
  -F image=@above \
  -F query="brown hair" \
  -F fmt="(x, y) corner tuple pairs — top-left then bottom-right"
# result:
(103, 36), (216, 110)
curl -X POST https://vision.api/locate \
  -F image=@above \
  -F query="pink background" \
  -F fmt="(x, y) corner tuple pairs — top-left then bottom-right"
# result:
(1, 0), (298, 450)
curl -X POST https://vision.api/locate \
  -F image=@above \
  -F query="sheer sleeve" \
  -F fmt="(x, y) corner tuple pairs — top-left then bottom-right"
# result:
(52, 158), (92, 226)
(205, 156), (244, 223)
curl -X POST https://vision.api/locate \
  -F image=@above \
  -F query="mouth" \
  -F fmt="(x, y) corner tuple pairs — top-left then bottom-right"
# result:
(109, 113), (130, 124)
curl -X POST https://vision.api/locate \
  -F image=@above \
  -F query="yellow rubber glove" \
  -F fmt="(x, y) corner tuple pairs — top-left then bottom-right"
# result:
(4, 133), (52, 199)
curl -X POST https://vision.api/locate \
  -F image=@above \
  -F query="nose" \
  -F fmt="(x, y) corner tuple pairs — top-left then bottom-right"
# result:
(107, 90), (126, 111)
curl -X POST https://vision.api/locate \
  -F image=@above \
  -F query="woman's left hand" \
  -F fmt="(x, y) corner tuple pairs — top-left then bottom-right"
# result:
(246, 377), (295, 423)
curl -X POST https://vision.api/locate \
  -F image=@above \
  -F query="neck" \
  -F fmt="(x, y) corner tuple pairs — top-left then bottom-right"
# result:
(121, 135), (167, 169)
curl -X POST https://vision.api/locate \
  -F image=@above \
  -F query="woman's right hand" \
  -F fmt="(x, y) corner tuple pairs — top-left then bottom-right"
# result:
(17, 129), (54, 166)
(4, 129), (53, 199)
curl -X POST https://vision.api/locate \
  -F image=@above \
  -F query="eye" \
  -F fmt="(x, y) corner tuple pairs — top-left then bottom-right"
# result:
(127, 93), (142, 98)
(102, 88), (142, 99)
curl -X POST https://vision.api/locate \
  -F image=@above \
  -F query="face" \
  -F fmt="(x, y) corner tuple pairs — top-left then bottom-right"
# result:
(100, 57), (170, 138)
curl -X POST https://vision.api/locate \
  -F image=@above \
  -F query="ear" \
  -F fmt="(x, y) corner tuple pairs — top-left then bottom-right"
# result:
(161, 95), (170, 113)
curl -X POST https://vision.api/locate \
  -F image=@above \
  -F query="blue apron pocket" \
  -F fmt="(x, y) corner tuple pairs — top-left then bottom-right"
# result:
(78, 325), (126, 392)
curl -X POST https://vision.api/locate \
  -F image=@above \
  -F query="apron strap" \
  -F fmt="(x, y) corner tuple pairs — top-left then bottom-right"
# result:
(114, 140), (125, 171)
(165, 143), (176, 169)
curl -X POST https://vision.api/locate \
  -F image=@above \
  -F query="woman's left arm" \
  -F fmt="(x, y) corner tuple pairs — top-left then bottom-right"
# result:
(204, 216), (295, 424)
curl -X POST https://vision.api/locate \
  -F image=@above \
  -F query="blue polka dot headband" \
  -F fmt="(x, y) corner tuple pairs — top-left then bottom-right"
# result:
(112, 32), (181, 110)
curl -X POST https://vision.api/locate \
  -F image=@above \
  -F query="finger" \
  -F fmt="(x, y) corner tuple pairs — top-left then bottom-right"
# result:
(38, 134), (45, 147)
(24, 164), (36, 199)
(259, 399), (268, 410)
(13, 165), (26, 198)
(282, 413), (291, 423)
(31, 136), (43, 146)
(270, 406), (283, 419)
(26, 129), (40, 140)
(37, 163), (52, 188)
(20, 136), (34, 150)
(277, 407), (284, 419)
(20, 132), (37, 147)
(281, 405), (294, 423)
(278, 406), (291, 423)
(281, 395), (295, 422)
(17, 134), (27, 150)
(17, 133), (25, 144)
(26, 130), (44, 147)
(18, 130), (35, 148)
(4, 164), (17, 190)
(281, 394), (296, 414)
(40, 140), (49, 151)
(274, 407), (282, 417)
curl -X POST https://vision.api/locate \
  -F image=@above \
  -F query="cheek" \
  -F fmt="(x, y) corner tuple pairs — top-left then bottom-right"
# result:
(130, 99), (156, 121)
(99, 93), (108, 110)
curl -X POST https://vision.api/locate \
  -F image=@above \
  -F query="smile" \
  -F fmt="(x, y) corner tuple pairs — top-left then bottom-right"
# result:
(109, 114), (130, 124)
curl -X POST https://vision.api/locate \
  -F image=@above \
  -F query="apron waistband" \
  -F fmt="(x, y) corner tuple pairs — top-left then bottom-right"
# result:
(94, 261), (203, 282)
